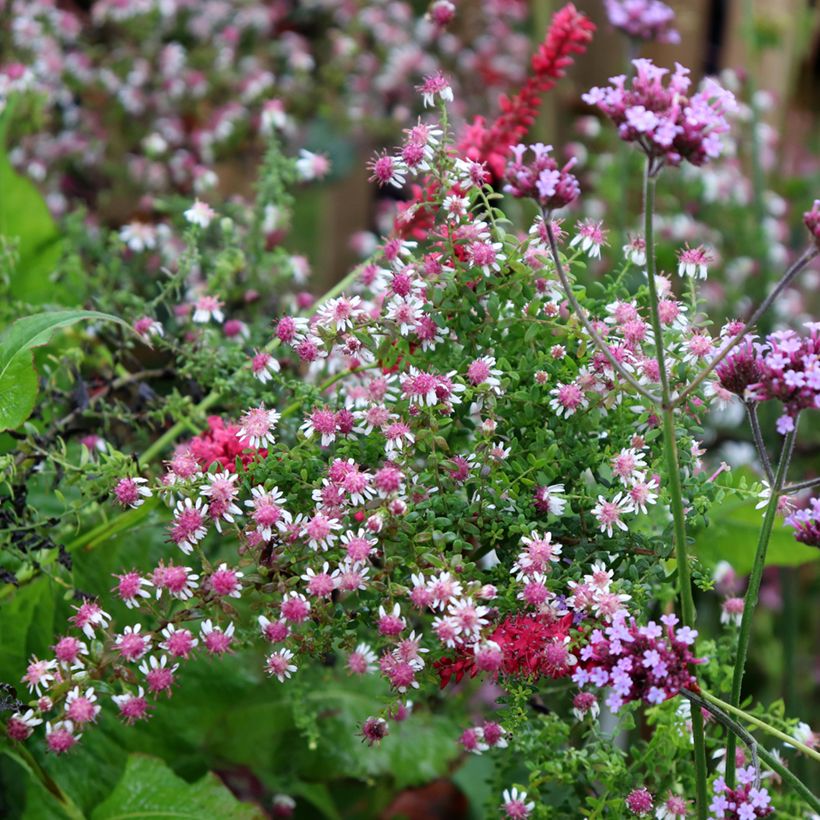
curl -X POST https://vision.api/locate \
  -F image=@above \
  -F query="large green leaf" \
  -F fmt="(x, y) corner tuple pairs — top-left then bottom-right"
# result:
(0, 101), (65, 304)
(0, 309), (130, 431)
(693, 493), (819, 574)
(90, 754), (264, 820)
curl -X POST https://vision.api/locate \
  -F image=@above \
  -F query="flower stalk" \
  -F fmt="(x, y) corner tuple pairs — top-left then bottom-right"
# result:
(642, 157), (709, 819)
(725, 423), (798, 787)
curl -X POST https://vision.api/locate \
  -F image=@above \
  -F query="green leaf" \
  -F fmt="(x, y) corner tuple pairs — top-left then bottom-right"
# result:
(0, 309), (130, 431)
(91, 754), (264, 820)
(693, 495), (819, 574)
(0, 101), (65, 304)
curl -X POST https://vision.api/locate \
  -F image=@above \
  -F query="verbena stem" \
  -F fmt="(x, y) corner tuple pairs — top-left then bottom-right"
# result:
(725, 423), (798, 786)
(641, 158), (709, 819)
(746, 403), (773, 483)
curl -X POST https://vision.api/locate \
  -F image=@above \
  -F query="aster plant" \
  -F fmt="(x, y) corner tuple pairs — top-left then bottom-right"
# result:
(1, 4), (819, 819)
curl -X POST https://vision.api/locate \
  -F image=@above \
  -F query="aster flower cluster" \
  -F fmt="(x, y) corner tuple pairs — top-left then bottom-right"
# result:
(2, 0), (539, 219)
(583, 59), (738, 168)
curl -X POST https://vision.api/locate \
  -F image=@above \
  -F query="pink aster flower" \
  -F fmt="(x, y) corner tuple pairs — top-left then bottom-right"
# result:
(347, 643), (378, 675)
(112, 687), (150, 725)
(250, 350), (280, 383)
(570, 219), (608, 259)
(533, 483), (568, 516)
(200, 620), (235, 655)
(416, 70), (453, 108)
(361, 716), (389, 745)
(237, 405), (280, 448)
(368, 151), (407, 188)
(677, 244), (713, 279)
(70, 600), (111, 639)
(266, 649), (297, 682)
(301, 562), (338, 598)
(46, 720), (80, 754)
(139, 655), (178, 695)
(300, 405), (338, 446)
(280, 592), (311, 624)
(184, 199), (216, 228)
(720, 596), (745, 627)
(245, 485), (291, 540)
(52, 635), (88, 668)
(113, 570), (153, 608)
(625, 787), (654, 816)
(115, 625), (152, 662)
(152, 561), (199, 600)
(6, 709), (43, 741)
(133, 315), (163, 340)
(501, 787), (534, 819)
(592, 493), (633, 537)
(113, 476), (152, 508)
(549, 381), (589, 417)
(22, 656), (57, 695)
(64, 686), (100, 725)
(169, 497), (209, 554)
(159, 625), (198, 659)
(303, 510), (342, 551)
(207, 562), (243, 598)
(258, 616), (290, 643)
(192, 294), (224, 324)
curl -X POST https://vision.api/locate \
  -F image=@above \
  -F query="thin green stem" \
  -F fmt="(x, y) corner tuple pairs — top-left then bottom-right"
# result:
(701, 690), (820, 764)
(642, 156), (708, 819)
(725, 424), (797, 787)
(758, 745), (820, 813)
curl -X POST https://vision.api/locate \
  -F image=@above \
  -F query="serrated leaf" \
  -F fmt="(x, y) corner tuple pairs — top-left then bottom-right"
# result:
(0, 310), (130, 431)
(91, 754), (263, 820)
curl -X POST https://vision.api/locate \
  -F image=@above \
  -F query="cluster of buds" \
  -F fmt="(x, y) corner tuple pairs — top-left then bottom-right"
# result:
(582, 59), (737, 168)
(503, 143), (581, 212)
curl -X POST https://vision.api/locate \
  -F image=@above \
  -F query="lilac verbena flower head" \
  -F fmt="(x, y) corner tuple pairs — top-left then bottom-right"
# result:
(503, 143), (581, 212)
(804, 199), (820, 247)
(786, 497), (820, 548)
(709, 767), (773, 818)
(604, 0), (680, 44)
(582, 59), (737, 168)
(715, 338), (763, 399)
(573, 610), (704, 713)
(751, 323), (820, 434)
